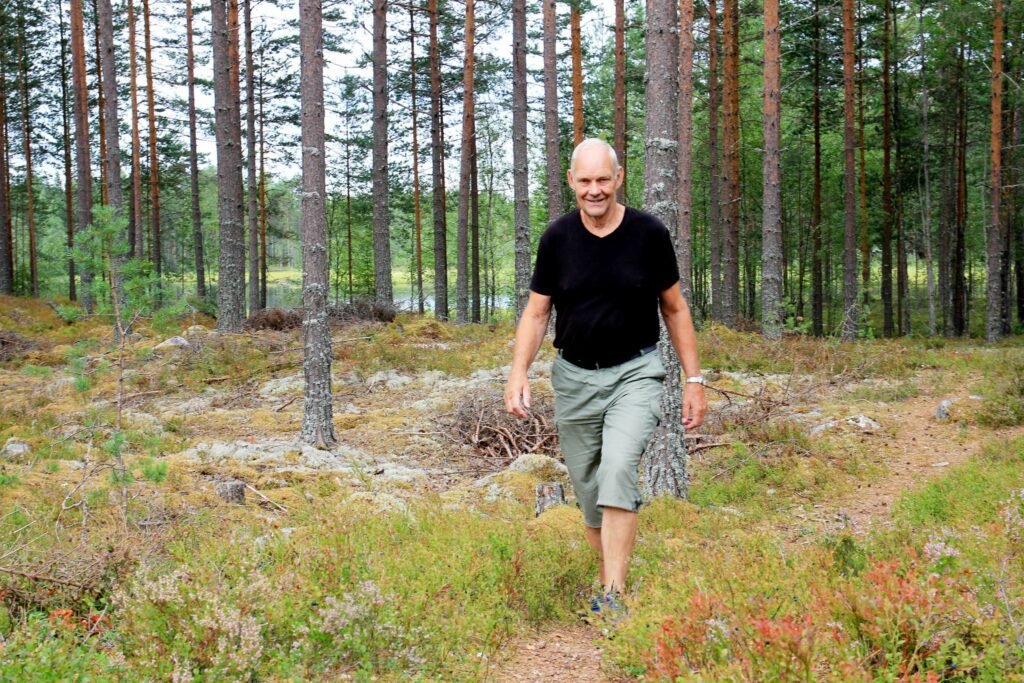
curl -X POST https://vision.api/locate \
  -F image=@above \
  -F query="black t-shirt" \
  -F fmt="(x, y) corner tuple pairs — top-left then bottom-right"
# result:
(529, 206), (680, 366)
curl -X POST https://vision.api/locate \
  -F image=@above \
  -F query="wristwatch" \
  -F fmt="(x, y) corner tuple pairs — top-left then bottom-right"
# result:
(685, 375), (706, 386)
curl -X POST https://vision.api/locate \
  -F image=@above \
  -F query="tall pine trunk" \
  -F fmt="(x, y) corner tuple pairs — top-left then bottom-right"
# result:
(428, 0), (447, 318)
(58, 0), (76, 301)
(127, 0), (144, 259)
(840, 0), (858, 340)
(614, 0), (626, 204)
(571, 0), (583, 146)
(17, 26), (37, 295)
(371, 0), (392, 305)
(143, 0), (160, 289)
(952, 44), (967, 336)
(642, 0), (686, 499)
(185, 0), (205, 299)
(409, 7), (424, 314)
(512, 0), (531, 320)
(0, 36), (9, 295)
(456, 0), (475, 323)
(678, 0), (695, 303)
(721, 0), (740, 326)
(811, 0), (823, 336)
(858, 15), (869, 311)
(920, 5), (935, 336)
(543, 0), (562, 219)
(762, 0), (783, 339)
(211, 0), (246, 330)
(881, 0), (894, 336)
(70, 0), (93, 309)
(298, 0), (336, 449)
(986, 0), (1004, 342)
(708, 0), (722, 320)
(245, 0), (259, 314)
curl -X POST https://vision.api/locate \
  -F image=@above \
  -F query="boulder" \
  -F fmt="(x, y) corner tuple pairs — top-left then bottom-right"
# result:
(934, 398), (959, 421)
(216, 480), (246, 504)
(2, 438), (30, 460)
(153, 336), (190, 353)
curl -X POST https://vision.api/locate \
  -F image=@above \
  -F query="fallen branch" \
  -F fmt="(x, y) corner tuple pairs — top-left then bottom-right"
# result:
(244, 484), (289, 513)
(274, 395), (299, 412)
(0, 566), (89, 590)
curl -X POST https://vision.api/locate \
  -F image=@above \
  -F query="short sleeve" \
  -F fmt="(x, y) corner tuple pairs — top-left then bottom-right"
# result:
(529, 229), (557, 296)
(650, 223), (680, 292)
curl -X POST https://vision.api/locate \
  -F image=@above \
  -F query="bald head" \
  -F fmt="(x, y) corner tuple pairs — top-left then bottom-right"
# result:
(570, 138), (620, 176)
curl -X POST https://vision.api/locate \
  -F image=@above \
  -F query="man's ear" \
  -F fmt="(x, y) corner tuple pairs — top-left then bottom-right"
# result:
(566, 168), (574, 186)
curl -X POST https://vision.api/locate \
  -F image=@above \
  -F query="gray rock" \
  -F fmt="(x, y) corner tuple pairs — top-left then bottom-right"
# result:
(183, 325), (209, 337)
(809, 414), (881, 437)
(216, 480), (246, 504)
(2, 437), (30, 459)
(347, 490), (409, 514)
(366, 370), (413, 390)
(934, 398), (959, 421)
(153, 336), (191, 353)
(508, 453), (569, 480)
(258, 373), (304, 397)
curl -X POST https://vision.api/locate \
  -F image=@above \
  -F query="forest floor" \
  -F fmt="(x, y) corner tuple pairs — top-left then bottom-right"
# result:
(1, 295), (1023, 680)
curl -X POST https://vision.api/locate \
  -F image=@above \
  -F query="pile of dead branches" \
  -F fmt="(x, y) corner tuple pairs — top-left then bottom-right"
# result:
(446, 392), (559, 464)
(243, 308), (303, 331)
(328, 300), (396, 323)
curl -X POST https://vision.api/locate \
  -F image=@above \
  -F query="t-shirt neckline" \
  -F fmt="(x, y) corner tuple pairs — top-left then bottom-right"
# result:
(577, 205), (631, 240)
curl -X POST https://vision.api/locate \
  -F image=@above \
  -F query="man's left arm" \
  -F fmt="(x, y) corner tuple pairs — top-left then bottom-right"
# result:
(659, 284), (707, 430)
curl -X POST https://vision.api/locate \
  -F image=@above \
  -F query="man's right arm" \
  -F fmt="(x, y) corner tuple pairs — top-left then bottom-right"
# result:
(504, 292), (553, 418)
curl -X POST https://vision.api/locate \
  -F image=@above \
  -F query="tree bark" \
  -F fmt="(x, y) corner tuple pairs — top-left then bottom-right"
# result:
(708, 0), (722, 321)
(17, 25), (37, 295)
(721, 0), (740, 327)
(678, 0), (695, 303)
(428, 0), (447, 319)
(298, 0), (337, 449)
(58, 0), (77, 301)
(93, 0), (107, 207)
(857, 15), (869, 311)
(641, 0), (686, 499)
(985, 0), (1004, 342)
(614, 0), (626, 204)
(143, 0), (160, 288)
(371, 0), (392, 305)
(471, 118), (480, 322)
(127, 0), (144, 260)
(70, 0), (93, 309)
(456, 0), (475, 323)
(919, 4), (935, 336)
(571, 0), (583, 146)
(543, 0), (563, 219)
(185, 0), (206, 300)
(762, 0), (783, 339)
(512, 0), (532, 320)
(259, 56), (267, 308)
(952, 43), (967, 336)
(0, 46), (9, 295)
(811, 0), (823, 336)
(211, 0), (246, 330)
(245, 0), (259, 314)
(840, 0), (858, 340)
(881, 0), (894, 336)
(409, 6), (424, 315)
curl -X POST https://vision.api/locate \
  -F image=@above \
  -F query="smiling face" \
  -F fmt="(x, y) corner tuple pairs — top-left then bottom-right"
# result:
(567, 143), (624, 222)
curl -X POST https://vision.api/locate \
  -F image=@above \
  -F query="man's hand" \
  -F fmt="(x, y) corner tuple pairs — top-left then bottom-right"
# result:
(682, 384), (706, 430)
(504, 372), (532, 419)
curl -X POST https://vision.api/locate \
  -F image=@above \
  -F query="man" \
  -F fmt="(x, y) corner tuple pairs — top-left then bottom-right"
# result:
(504, 138), (706, 610)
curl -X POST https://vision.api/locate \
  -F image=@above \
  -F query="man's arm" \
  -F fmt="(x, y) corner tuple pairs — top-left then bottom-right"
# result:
(504, 292), (553, 418)
(659, 283), (707, 429)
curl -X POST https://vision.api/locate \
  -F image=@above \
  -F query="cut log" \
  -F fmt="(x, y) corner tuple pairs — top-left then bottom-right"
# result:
(216, 480), (246, 504)
(535, 482), (566, 516)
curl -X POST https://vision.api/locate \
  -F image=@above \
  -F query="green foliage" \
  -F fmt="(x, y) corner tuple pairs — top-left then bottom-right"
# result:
(20, 364), (53, 379)
(139, 459), (169, 483)
(51, 304), (83, 325)
(976, 360), (1024, 428)
(0, 473), (19, 487)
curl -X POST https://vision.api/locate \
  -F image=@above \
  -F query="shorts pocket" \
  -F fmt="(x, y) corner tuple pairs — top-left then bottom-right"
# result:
(649, 396), (664, 426)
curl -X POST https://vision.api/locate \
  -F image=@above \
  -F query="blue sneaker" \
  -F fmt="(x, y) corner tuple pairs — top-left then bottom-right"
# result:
(584, 592), (629, 634)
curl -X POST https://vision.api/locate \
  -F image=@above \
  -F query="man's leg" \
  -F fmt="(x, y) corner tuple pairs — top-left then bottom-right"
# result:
(600, 507), (638, 593)
(584, 525), (605, 587)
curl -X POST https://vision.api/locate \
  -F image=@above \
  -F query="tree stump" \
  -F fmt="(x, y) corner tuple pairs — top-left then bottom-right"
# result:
(216, 480), (246, 504)
(535, 482), (566, 516)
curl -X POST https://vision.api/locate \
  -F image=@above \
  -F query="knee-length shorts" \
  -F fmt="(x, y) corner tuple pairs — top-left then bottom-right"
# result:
(550, 350), (666, 528)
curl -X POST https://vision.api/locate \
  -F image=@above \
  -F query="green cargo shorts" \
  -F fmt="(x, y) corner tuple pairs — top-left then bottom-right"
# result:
(550, 349), (666, 528)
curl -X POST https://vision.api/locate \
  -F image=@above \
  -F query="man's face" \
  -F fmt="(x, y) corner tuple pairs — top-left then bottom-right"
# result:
(567, 147), (623, 221)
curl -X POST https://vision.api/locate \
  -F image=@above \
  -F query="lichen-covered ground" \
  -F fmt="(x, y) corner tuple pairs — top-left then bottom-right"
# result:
(1, 295), (1023, 681)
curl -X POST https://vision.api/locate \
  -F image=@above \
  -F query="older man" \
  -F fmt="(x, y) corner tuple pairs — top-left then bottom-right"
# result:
(504, 138), (706, 611)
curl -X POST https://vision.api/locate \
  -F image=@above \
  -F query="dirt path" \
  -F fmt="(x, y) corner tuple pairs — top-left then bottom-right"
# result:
(490, 624), (609, 683)
(826, 388), (1024, 534)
